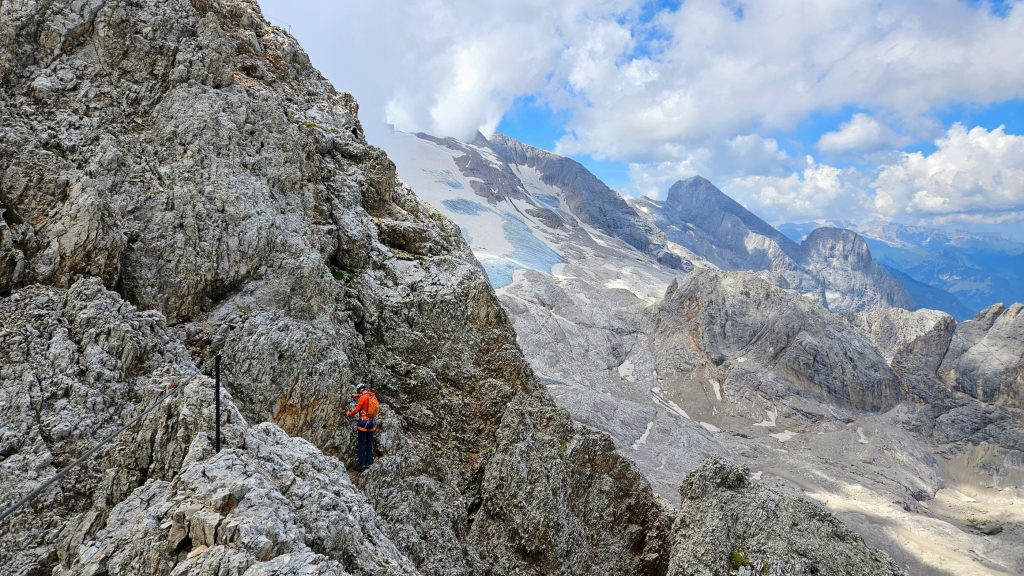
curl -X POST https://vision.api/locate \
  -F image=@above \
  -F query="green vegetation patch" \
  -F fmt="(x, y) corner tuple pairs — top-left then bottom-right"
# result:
(729, 549), (750, 570)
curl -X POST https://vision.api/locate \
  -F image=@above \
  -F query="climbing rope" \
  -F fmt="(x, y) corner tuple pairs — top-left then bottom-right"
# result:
(0, 382), (187, 524)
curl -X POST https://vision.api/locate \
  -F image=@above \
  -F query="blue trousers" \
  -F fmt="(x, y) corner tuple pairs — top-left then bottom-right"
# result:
(357, 429), (374, 470)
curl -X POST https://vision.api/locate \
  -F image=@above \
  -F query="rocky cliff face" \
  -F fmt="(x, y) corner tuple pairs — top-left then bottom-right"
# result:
(800, 227), (914, 312)
(938, 303), (1024, 408)
(651, 269), (902, 413)
(0, 1), (671, 574)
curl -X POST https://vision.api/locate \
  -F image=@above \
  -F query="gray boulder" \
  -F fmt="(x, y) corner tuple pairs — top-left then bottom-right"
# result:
(667, 457), (906, 576)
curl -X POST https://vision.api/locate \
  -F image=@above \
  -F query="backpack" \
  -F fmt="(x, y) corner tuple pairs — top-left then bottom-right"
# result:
(364, 394), (380, 419)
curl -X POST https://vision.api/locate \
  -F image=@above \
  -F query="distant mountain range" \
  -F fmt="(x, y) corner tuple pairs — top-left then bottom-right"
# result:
(630, 177), (914, 313)
(384, 129), (1024, 575)
(780, 221), (1024, 319)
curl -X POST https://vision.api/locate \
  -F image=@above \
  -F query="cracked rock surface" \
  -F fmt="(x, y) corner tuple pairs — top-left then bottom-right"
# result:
(0, 1), (670, 574)
(667, 457), (905, 576)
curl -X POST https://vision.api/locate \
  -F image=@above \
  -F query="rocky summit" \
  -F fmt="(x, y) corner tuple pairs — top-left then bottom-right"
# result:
(0, 1), (922, 576)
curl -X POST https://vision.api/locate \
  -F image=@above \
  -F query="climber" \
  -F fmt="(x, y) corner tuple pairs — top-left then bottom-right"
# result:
(346, 385), (379, 471)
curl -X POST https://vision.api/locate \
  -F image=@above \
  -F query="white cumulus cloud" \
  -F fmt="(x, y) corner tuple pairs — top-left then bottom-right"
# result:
(557, 0), (1024, 160)
(817, 113), (905, 153)
(625, 133), (795, 197)
(873, 124), (1024, 219)
(259, 0), (637, 142)
(723, 158), (871, 224)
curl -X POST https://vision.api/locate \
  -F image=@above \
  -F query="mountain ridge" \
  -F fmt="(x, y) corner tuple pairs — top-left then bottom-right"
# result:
(386, 128), (1024, 575)
(632, 176), (914, 312)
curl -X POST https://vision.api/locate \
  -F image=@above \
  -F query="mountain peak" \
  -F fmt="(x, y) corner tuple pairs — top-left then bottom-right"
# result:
(660, 176), (800, 257)
(666, 175), (725, 204)
(679, 174), (715, 187)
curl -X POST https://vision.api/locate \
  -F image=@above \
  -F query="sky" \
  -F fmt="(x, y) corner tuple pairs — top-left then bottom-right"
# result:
(259, 0), (1024, 240)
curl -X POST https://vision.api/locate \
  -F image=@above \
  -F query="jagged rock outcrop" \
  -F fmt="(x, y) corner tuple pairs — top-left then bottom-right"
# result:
(938, 303), (1024, 408)
(61, 383), (419, 576)
(0, 280), (421, 575)
(0, 1), (671, 575)
(650, 268), (902, 412)
(849, 306), (1024, 456)
(800, 227), (914, 312)
(631, 177), (913, 312)
(667, 457), (906, 576)
(847, 306), (956, 385)
(0, 279), (198, 573)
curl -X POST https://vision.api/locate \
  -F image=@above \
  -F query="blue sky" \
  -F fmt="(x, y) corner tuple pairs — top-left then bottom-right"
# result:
(260, 0), (1024, 240)
(500, 98), (1024, 191)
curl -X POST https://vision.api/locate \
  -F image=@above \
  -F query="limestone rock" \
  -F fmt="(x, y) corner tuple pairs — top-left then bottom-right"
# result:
(650, 268), (902, 412)
(0, 1), (672, 574)
(938, 303), (1024, 408)
(60, 417), (419, 576)
(800, 227), (914, 312)
(667, 457), (906, 576)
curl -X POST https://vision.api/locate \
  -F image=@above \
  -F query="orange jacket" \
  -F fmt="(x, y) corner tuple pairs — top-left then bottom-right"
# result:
(346, 391), (378, 431)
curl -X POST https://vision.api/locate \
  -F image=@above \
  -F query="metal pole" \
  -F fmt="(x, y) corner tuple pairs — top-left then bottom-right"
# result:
(215, 354), (221, 452)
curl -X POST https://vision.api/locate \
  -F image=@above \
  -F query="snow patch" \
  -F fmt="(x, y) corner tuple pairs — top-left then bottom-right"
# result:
(699, 421), (721, 433)
(653, 393), (691, 420)
(617, 359), (636, 382)
(632, 421), (654, 450)
(856, 427), (870, 444)
(709, 379), (722, 401)
(769, 430), (797, 442)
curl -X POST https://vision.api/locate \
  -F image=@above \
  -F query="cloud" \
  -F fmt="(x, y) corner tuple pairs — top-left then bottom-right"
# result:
(556, 0), (1024, 161)
(626, 133), (796, 197)
(872, 124), (1024, 218)
(264, 0), (1024, 156)
(723, 157), (871, 224)
(626, 137), (871, 224)
(259, 0), (638, 142)
(930, 211), (1024, 225)
(262, 0), (1024, 236)
(817, 113), (905, 153)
